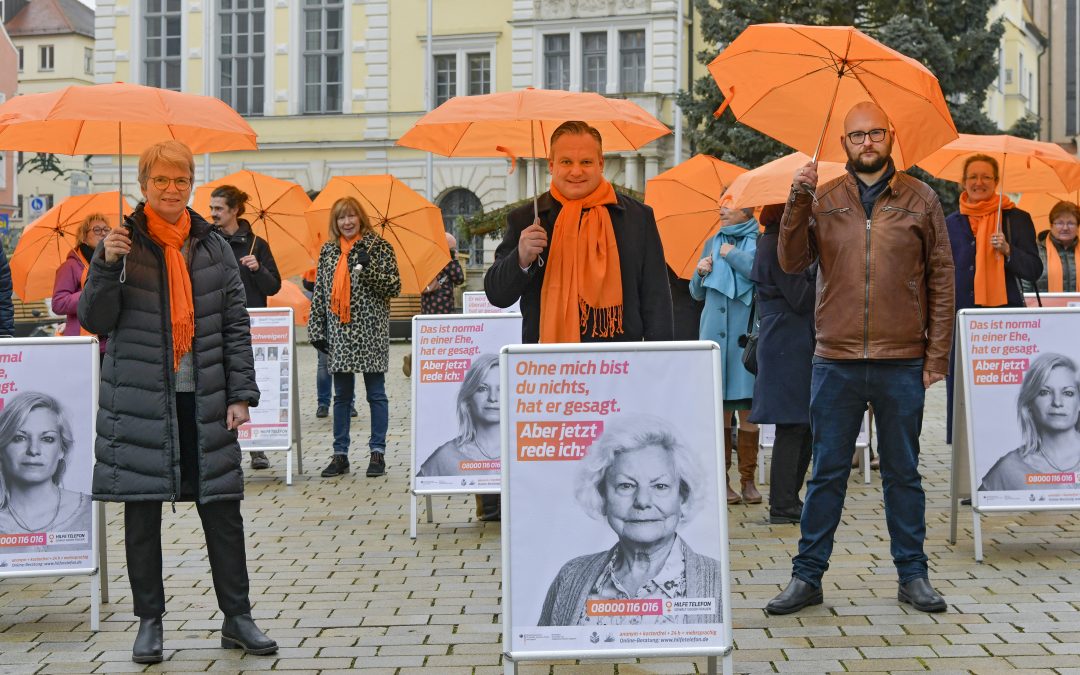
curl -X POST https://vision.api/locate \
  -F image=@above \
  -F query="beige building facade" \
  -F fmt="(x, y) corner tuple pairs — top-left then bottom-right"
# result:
(985, 0), (1045, 133)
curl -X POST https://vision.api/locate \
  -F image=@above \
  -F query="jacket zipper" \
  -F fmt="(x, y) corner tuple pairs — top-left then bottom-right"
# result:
(864, 217), (871, 358)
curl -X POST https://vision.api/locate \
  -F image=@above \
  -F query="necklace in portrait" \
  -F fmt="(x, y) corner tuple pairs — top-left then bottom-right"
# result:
(1037, 446), (1080, 473)
(4, 485), (62, 533)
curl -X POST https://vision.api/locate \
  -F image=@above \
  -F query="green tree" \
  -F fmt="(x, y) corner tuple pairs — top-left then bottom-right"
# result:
(679, 0), (1012, 182)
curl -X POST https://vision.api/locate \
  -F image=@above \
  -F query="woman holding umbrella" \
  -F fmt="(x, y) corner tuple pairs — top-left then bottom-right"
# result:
(945, 154), (1042, 442)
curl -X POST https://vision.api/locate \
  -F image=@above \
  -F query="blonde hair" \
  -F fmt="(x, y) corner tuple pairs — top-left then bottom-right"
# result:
(137, 140), (195, 187)
(327, 197), (374, 241)
(77, 213), (109, 245)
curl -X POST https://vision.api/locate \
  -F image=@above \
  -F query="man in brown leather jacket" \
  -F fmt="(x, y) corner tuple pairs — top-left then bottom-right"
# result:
(765, 102), (955, 616)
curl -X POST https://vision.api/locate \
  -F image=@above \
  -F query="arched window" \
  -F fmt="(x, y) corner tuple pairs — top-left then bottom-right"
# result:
(439, 188), (483, 264)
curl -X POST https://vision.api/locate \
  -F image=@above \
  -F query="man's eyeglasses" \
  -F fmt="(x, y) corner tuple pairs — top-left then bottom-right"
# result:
(845, 128), (888, 145)
(1052, 220), (1079, 229)
(149, 176), (192, 191)
(90, 226), (110, 235)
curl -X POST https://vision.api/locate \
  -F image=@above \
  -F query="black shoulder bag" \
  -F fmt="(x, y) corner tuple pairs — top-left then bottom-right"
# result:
(738, 295), (758, 375)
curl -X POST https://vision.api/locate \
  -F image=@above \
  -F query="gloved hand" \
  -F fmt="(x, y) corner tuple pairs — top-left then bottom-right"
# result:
(355, 248), (371, 267)
(311, 340), (329, 354)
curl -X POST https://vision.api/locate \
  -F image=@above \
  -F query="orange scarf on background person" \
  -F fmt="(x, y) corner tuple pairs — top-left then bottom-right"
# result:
(143, 204), (194, 371)
(959, 192), (1015, 307)
(1045, 237), (1080, 292)
(329, 236), (358, 324)
(540, 180), (622, 343)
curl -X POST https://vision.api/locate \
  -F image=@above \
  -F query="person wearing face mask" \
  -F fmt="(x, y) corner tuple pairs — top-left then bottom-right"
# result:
(52, 213), (110, 355)
(307, 197), (401, 479)
(1024, 201), (1080, 293)
(690, 203), (760, 507)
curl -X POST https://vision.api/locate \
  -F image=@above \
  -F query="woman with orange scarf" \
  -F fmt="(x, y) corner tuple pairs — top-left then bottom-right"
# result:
(1024, 201), (1080, 293)
(51, 213), (109, 355)
(944, 153), (1042, 442)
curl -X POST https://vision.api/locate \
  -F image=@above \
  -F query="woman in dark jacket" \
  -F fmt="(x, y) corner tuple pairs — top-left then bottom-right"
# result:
(78, 141), (275, 664)
(748, 204), (815, 525)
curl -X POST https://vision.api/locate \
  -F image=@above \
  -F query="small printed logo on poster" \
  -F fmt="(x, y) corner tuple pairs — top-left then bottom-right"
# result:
(47, 531), (88, 545)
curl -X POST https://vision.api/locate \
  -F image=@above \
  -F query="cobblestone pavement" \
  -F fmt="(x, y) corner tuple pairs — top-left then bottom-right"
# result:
(2, 341), (1080, 674)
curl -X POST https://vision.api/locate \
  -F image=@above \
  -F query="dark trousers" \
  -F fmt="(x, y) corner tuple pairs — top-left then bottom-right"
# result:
(123, 392), (252, 618)
(769, 423), (812, 515)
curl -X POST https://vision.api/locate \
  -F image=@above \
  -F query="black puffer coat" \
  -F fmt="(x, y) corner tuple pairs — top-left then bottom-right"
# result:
(78, 204), (258, 503)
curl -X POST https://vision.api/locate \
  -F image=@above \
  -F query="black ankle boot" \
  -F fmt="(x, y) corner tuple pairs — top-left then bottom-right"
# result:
(132, 616), (163, 664)
(221, 613), (278, 655)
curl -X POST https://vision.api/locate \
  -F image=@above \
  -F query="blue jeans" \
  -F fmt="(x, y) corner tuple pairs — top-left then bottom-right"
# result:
(316, 349), (331, 407)
(331, 371), (388, 456)
(793, 360), (929, 586)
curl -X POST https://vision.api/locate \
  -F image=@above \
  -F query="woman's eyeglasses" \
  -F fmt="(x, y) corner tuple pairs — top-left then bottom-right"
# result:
(90, 226), (110, 235)
(1052, 220), (1079, 229)
(149, 176), (192, 190)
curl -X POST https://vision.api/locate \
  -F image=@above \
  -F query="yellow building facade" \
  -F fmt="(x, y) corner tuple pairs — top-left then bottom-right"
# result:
(984, 0), (1044, 132)
(92, 0), (698, 262)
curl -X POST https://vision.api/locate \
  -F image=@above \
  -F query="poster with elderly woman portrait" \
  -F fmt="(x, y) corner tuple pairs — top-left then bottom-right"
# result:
(960, 308), (1080, 509)
(411, 313), (521, 493)
(0, 339), (97, 576)
(502, 343), (730, 659)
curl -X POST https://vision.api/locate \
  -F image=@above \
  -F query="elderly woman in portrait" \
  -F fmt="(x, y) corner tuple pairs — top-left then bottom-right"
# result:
(0, 391), (92, 548)
(538, 415), (723, 626)
(417, 353), (500, 478)
(980, 353), (1080, 491)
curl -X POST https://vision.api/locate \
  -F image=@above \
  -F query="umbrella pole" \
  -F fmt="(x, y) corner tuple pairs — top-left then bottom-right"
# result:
(996, 155), (1007, 235)
(531, 120), (539, 223)
(802, 73), (843, 201)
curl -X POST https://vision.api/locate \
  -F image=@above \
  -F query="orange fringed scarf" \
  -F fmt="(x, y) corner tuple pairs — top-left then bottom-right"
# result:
(144, 204), (194, 371)
(329, 235), (358, 324)
(540, 180), (622, 343)
(959, 192), (1015, 307)
(1045, 237), (1080, 292)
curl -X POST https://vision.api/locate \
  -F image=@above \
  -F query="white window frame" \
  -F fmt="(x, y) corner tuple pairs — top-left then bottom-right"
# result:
(428, 34), (497, 106)
(16, 46), (23, 73)
(534, 20), (651, 94)
(84, 46), (93, 75)
(216, 0), (268, 117)
(39, 44), (55, 72)
(141, 0), (183, 90)
(290, 0), (352, 115)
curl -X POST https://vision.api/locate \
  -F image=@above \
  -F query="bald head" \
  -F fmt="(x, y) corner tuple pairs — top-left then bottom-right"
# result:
(445, 231), (457, 250)
(841, 101), (893, 178)
(843, 101), (890, 134)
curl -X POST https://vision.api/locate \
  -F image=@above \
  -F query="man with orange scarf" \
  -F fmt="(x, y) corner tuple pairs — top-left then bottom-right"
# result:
(483, 121), (672, 344)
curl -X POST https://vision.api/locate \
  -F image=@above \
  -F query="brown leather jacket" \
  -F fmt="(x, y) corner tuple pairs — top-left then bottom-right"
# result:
(778, 171), (955, 374)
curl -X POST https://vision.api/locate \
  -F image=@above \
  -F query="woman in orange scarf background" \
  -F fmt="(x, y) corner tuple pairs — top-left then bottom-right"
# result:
(1024, 200), (1080, 293)
(944, 153), (1043, 443)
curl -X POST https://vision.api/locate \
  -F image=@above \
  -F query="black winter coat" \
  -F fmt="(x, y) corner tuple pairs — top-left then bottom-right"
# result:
(748, 230), (816, 426)
(216, 219), (282, 308)
(78, 204), (258, 503)
(945, 207), (1042, 310)
(0, 242), (13, 337)
(483, 191), (673, 343)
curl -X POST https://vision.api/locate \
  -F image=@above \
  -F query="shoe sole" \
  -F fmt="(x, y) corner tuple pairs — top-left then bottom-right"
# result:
(132, 653), (163, 664)
(221, 635), (279, 655)
(366, 470), (386, 477)
(769, 516), (800, 524)
(321, 467), (350, 477)
(765, 592), (823, 615)
(897, 591), (947, 613)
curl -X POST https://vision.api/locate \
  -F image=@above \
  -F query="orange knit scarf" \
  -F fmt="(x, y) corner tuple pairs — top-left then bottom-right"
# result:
(539, 180), (622, 343)
(959, 192), (1014, 307)
(330, 235), (358, 324)
(144, 204), (194, 371)
(1045, 237), (1080, 292)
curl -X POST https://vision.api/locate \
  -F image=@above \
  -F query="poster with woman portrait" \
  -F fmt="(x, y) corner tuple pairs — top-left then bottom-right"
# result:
(960, 308), (1080, 509)
(502, 342), (731, 660)
(0, 338), (97, 577)
(411, 313), (521, 493)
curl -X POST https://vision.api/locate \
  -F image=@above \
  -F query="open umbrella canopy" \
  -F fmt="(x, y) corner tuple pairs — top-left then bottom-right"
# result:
(917, 134), (1080, 194)
(192, 170), (316, 277)
(1017, 192), (1080, 233)
(644, 155), (747, 279)
(397, 87), (670, 159)
(708, 23), (957, 169)
(10, 191), (133, 301)
(268, 280), (311, 326)
(721, 152), (847, 210)
(0, 82), (257, 154)
(305, 176), (450, 295)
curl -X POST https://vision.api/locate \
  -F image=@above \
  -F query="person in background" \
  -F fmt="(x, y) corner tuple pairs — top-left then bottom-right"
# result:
(748, 204), (815, 525)
(208, 185), (282, 470)
(0, 235), (13, 338)
(307, 197), (401, 479)
(690, 204), (760, 506)
(668, 265), (704, 341)
(1024, 200), (1080, 293)
(79, 139), (275, 663)
(404, 230), (465, 377)
(52, 213), (109, 356)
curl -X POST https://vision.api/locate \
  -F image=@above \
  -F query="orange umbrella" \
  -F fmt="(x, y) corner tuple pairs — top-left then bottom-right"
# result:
(721, 152), (848, 210)
(644, 155), (747, 279)
(192, 170), (316, 277)
(1017, 192), (1080, 233)
(268, 280), (311, 326)
(10, 192), (133, 301)
(708, 24), (957, 170)
(305, 176), (449, 294)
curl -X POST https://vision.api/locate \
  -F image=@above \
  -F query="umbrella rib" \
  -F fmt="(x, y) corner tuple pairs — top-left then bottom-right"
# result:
(380, 222), (426, 291)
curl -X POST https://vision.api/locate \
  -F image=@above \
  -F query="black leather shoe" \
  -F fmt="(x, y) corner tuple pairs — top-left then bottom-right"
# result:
(221, 614), (278, 655)
(765, 577), (823, 615)
(769, 511), (801, 524)
(132, 616), (163, 664)
(320, 455), (350, 477)
(366, 452), (386, 477)
(898, 578), (947, 613)
(315, 405), (329, 418)
(249, 451), (270, 470)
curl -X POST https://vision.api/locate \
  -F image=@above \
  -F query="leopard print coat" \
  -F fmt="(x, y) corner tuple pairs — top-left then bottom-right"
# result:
(308, 231), (401, 373)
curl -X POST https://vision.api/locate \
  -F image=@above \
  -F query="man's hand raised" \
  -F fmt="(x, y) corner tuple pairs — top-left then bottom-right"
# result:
(518, 219), (547, 268)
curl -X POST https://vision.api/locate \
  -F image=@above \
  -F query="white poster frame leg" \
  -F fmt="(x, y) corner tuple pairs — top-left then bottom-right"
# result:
(288, 327), (303, 485)
(972, 508), (984, 563)
(758, 446), (767, 485)
(96, 501), (109, 603)
(409, 494), (437, 539)
(89, 571), (100, 631)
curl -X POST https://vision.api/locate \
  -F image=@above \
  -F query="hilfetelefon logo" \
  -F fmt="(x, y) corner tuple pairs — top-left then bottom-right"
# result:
(664, 598), (717, 615)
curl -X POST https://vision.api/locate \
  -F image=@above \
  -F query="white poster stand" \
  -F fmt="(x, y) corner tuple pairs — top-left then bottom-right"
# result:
(409, 313), (521, 538)
(242, 308), (303, 484)
(0, 337), (101, 631)
(1024, 292), (1080, 308)
(758, 413), (872, 485)
(949, 307), (1080, 561)
(462, 290), (520, 314)
(500, 341), (733, 675)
